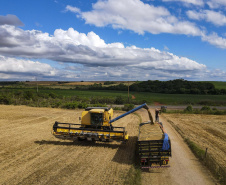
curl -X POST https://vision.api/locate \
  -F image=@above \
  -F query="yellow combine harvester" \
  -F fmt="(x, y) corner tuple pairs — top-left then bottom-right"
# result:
(52, 103), (153, 142)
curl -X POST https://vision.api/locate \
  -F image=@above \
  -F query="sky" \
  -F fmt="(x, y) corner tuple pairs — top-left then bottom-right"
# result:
(0, 0), (225, 81)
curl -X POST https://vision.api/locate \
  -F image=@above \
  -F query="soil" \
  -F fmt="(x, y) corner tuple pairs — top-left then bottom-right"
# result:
(0, 105), (218, 185)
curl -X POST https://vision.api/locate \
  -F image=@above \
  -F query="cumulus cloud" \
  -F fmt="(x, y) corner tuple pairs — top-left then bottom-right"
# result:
(0, 55), (57, 76)
(0, 25), (211, 80)
(66, 0), (202, 36)
(65, 0), (226, 49)
(202, 32), (226, 49)
(0, 14), (24, 26)
(207, 0), (226, 9)
(162, 0), (204, 6)
(162, 0), (226, 8)
(65, 65), (207, 81)
(0, 25), (206, 73)
(0, 55), (84, 80)
(187, 10), (226, 26)
(130, 53), (206, 71)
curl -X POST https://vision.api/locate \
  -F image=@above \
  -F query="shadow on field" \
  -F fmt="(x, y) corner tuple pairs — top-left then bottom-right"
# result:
(112, 136), (138, 165)
(35, 136), (138, 165)
(34, 140), (121, 149)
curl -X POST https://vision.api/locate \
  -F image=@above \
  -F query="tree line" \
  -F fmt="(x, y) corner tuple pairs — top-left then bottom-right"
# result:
(0, 88), (133, 109)
(89, 79), (226, 95)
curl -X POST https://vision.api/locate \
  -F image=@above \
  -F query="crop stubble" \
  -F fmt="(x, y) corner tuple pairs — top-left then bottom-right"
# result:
(163, 113), (226, 168)
(0, 105), (220, 185)
(0, 105), (141, 185)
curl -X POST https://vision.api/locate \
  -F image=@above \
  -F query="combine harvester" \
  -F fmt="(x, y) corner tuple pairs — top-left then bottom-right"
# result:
(52, 103), (153, 142)
(52, 103), (171, 168)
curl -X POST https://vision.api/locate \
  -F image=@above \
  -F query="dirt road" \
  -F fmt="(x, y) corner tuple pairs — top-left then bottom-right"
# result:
(138, 109), (217, 185)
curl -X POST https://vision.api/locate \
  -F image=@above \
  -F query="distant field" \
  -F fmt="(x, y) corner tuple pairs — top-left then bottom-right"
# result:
(2, 80), (226, 106)
(4, 80), (226, 90)
(23, 81), (136, 87)
(207, 81), (226, 89)
(19, 88), (226, 105)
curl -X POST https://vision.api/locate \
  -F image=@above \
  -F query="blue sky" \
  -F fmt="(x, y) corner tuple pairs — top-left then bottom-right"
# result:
(0, 0), (225, 81)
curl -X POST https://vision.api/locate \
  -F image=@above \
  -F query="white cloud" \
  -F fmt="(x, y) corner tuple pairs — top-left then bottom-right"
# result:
(65, 0), (226, 49)
(187, 10), (226, 26)
(207, 0), (226, 9)
(161, 0), (226, 8)
(202, 32), (226, 49)
(66, 0), (202, 36)
(0, 55), (84, 80)
(0, 25), (212, 80)
(0, 25), (205, 70)
(65, 5), (81, 14)
(131, 53), (206, 71)
(162, 0), (204, 6)
(0, 55), (57, 76)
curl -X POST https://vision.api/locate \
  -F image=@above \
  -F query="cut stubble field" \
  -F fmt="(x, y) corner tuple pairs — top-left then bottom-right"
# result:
(0, 105), (140, 185)
(0, 105), (220, 185)
(163, 113), (226, 170)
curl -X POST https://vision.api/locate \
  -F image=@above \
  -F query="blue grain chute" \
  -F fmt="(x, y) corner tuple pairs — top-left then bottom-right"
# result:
(109, 103), (148, 124)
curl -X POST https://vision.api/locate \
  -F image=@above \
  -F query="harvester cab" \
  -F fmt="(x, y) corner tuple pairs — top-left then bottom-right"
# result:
(81, 107), (113, 129)
(52, 103), (153, 142)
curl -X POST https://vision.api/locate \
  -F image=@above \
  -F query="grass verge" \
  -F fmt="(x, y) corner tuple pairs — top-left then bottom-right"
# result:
(123, 165), (141, 185)
(184, 138), (206, 159)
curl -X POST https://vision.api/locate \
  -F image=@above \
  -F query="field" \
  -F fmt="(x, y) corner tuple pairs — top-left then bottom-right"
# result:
(206, 81), (226, 90)
(0, 105), (141, 185)
(21, 81), (136, 88)
(4, 88), (226, 106)
(163, 113), (226, 179)
(0, 105), (218, 185)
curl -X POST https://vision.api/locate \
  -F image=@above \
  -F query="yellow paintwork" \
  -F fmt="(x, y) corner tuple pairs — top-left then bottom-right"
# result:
(81, 111), (90, 125)
(53, 107), (128, 141)
(54, 127), (128, 140)
(89, 109), (105, 113)
(81, 108), (113, 127)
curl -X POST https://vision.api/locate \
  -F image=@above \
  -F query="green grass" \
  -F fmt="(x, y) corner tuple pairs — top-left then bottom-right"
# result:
(5, 88), (226, 106)
(207, 81), (226, 89)
(184, 138), (206, 159)
(123, 165), (141, 185)
(132, 92), (226, 105)
(40, 89), (226, 105)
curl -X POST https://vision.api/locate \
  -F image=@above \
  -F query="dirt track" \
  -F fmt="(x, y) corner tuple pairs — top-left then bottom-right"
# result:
(0, 105), (217, 185)
(137, 109), (217, 185)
